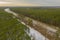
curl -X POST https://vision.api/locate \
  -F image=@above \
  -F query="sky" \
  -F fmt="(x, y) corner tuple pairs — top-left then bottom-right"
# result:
(0, 0), (60, 6)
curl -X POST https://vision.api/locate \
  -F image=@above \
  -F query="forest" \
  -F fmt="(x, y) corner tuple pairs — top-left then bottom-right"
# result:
(11, 7), (60, 28)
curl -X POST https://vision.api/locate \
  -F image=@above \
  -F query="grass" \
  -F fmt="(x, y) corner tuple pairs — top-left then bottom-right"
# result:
(11, 7), (60, 28)
(0, 8), (31, 40)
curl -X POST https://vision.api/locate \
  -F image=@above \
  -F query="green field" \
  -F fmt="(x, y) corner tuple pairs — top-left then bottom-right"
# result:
(11, 7), (60, 28)
(0, 8), (31, 40)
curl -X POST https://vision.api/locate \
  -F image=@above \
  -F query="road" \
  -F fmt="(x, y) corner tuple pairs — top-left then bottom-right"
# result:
(5, 8), (58, 40)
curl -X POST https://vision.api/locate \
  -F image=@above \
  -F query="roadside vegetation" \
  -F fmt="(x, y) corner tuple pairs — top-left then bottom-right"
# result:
(0, 8), (31, 40)
(11, 7), (60, 28)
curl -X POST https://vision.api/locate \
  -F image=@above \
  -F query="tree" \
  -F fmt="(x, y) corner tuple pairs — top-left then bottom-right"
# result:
(27, 18), (33, 26)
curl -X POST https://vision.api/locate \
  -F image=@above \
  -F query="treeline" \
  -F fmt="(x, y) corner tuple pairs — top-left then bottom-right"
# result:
(11, 8), (60, 28)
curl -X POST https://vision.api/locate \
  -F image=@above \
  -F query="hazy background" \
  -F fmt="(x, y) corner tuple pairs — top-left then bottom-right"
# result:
(0, 0), (60, 6)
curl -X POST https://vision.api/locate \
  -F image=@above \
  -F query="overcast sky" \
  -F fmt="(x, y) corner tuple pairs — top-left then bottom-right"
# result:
(0, 0), (60, 6)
